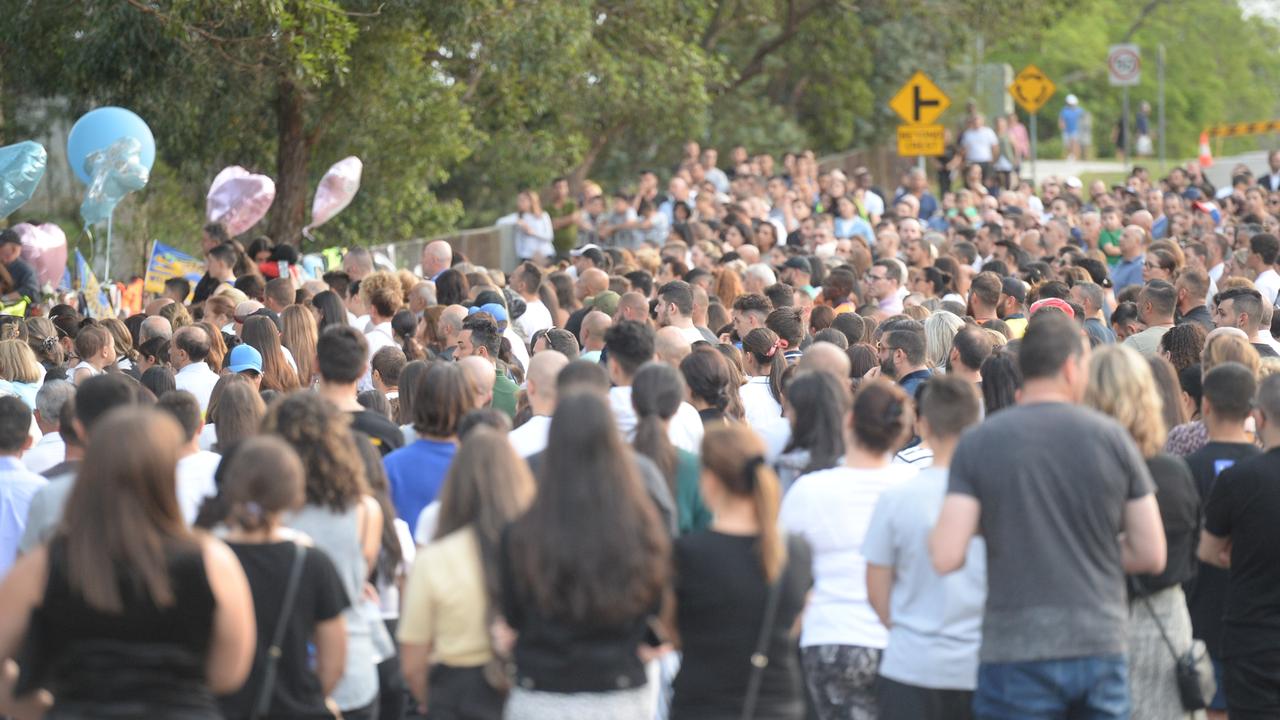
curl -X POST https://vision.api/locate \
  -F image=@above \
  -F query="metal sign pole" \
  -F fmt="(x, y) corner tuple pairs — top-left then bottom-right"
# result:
(1030, 112), (1038, 184)
(1158, 44), (1166, 171)
(1122, 86), (1130, 173)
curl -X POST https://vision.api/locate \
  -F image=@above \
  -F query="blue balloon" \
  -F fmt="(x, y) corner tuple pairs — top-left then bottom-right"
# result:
(80, 138), (150, 227)
(0, 141), (47, 218)
(66, 107), (155, 185)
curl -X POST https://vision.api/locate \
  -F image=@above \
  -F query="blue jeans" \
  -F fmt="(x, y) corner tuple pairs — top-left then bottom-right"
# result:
(973, 655), (1129, 720)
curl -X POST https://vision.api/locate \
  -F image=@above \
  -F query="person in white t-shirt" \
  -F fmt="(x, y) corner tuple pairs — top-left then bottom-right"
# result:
(359, 272), (403, 390)
(156, 390), (221, 526)
(1247, 232), (1280, 306)
(739, 328), (791, 461)
(960, 114), (1000, 166)
(780, 379), (916, 719)
(510, 262), (554, 340)
(508, 350), (568, 458)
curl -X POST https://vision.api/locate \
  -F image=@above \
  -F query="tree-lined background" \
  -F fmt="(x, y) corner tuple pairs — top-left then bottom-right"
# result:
(1, 0), (1278, 269)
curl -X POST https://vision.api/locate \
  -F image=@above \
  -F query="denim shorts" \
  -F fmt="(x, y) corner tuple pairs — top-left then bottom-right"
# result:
(973, 655), (1129, 720)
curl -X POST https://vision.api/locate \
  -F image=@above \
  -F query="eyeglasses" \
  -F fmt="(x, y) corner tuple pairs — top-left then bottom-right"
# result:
(865, 273), (888, 282)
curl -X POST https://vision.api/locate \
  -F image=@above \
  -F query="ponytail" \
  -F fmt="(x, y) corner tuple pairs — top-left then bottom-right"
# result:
(634, 414), (677, 496)
(747, 456), (786, 583)
(743, 327), (787, 406)
(765, 347), (786, 405)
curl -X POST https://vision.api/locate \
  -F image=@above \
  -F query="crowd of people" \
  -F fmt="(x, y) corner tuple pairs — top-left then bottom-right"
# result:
(2, 141), (1280, 720)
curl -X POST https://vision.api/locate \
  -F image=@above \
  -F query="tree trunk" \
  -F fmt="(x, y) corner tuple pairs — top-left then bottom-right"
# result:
(269, 77), (309, 247)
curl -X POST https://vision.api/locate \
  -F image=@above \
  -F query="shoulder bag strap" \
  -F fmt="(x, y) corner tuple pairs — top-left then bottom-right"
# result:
(741, 568), (786, 720)
(250, 543), (308, 720)
(1140, 592), (1181, 661)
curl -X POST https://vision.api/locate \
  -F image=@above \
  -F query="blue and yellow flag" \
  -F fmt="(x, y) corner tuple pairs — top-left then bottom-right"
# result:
(144, 240), (204, 295)
(76, 249), (112, 319)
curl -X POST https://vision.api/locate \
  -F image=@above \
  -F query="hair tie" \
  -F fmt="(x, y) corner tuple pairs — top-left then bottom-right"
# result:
(743, 456), (766, 489)
(41, 336), (55, 351)
(765, 339), (779, 358)
(777, 338), (789, 350)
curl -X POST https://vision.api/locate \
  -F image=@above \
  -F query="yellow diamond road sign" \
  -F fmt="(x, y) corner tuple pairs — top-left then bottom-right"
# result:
(897, 124), (946, 157)
(889, 71), (950, 126)
(1009, 64), (1056, 114)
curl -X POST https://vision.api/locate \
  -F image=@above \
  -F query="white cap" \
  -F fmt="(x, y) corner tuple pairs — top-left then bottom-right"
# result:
(1066, 94), (1079, 105)
(1065, 176), (1083, 189)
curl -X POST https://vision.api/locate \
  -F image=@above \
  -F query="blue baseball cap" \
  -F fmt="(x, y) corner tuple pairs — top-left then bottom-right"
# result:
(227, 344), (264, 375)
(468, 302), (509, 324)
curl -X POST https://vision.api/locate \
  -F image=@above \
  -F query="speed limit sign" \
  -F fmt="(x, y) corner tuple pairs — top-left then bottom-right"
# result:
(1108, 44), (1141, 86)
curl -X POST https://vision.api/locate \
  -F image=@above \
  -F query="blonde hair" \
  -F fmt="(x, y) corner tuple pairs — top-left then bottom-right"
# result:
(0, 339), (42, 383)
(924, 311), (965, 370)
(1202, 333), (1260, 376)
(281, 305), (319, 387)
(1084, 345), (1166, 458)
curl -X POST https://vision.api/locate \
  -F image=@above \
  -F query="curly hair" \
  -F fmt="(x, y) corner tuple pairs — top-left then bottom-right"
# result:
(262, 392), (368, 512)
(1157, 323), (1207, 374)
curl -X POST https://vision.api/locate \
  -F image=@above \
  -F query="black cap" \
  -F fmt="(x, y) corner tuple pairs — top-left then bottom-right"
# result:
(248, 307), (282, 332)
(783, 256), (813, 273)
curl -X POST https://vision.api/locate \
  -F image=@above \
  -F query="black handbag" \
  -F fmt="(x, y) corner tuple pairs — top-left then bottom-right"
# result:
(1141, 593), (1213, 711)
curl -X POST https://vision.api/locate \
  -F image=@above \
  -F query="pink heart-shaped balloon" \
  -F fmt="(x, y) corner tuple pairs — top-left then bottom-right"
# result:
(206, 166), (275, 238)
(14, 222), (68, 288)
(307, 156), (362, 231)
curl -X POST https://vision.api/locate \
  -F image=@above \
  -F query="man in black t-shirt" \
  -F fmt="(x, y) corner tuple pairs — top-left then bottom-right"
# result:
(316, 325), (404, 456)
(1183, 362), (1259, 716)
(1201, 373), (1280, 718)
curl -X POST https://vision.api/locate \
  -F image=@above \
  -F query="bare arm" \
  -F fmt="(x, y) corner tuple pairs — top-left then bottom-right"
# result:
(866, 564), (894, 628)
(1120, 494), (1167, 574)
(202, 536), (257, 695)
(313, 614), (347, 696)
(1198, 530), (1231, 569)
(400, 642), (431, 713)
(929, 494), (981, 574)
(358, 495), (384, 572)
(0, 548), (52, 719)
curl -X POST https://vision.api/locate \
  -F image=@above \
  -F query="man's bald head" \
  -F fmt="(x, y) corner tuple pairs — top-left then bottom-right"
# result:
(655, 326), (692, 367)
(797, 342), (851, 381)
(139, 316), (173, 344)
(458, 355), (496, 408)
(422, 240), (452, 278)
(527, 350), (569, 415)
(145, 297), (174, 316)
(581, 268), (609, 297)
(581, 310), (612, 350)
(616, 292), (651, 324)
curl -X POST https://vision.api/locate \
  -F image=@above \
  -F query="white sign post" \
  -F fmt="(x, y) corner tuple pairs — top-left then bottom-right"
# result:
(1108, 44), (1141, 171)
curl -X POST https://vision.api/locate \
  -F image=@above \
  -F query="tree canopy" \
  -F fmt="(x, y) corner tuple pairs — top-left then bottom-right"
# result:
(1, 0), (1277, 265)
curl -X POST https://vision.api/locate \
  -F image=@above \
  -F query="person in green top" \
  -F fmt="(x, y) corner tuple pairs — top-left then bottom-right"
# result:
(1098, 206), (1124, 266)
(549, 177), (580, 260)
(630, 361), (712, 534)
(456, 311), (519, 418)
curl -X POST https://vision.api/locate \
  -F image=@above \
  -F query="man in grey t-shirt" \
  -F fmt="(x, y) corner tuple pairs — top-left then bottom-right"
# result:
(930, 313), (1167, 719)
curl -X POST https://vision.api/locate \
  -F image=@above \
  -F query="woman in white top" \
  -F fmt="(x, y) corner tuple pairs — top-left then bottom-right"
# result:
(513, 190), (554, 262)
(739, 328), (791, 460)
(779, 378), (916, 720)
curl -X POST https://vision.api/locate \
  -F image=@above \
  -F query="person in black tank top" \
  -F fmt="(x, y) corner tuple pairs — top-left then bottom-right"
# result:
(0, 407), (256, 719)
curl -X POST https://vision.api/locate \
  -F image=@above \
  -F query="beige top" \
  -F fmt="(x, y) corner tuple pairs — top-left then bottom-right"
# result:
(397, 525), (492, 667)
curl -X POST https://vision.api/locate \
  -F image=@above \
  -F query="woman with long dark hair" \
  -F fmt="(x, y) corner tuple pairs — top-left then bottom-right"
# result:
(499, 391), (671, 718)
(775, 370), (851, 492)
(241, 316), (301, 393)
(269, 393), (385, 720)
(399, 427), (535, 719)
(668, 424), (812, 719)
(0, 407), (255, 717)
(979, 348), (1022, 415)
(310, 290), (350, 331)
(780, 379), (916, 720)
(632, 362), (712, 534)
(435, 269), (470, 308)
